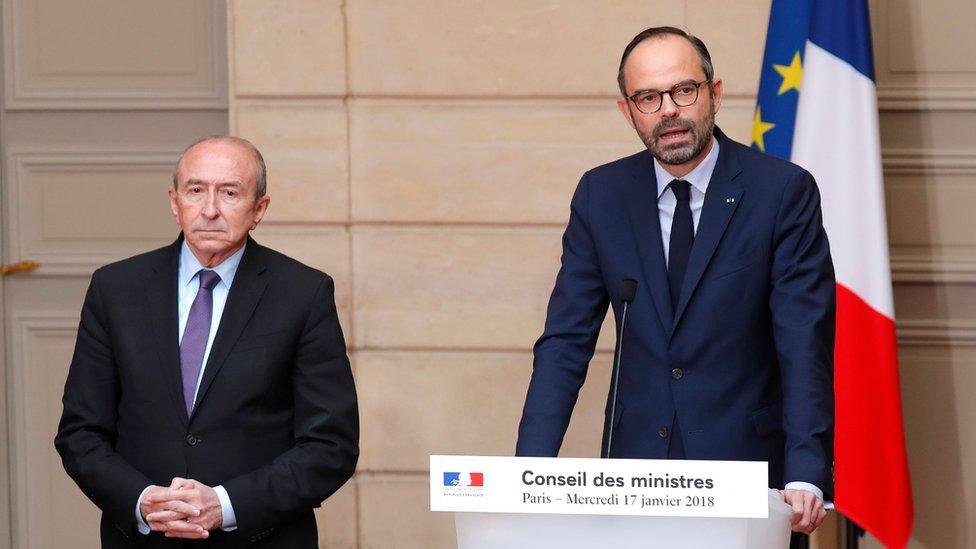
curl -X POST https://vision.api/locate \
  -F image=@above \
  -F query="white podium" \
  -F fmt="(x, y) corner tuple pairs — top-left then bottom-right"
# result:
(454, 489), (791, 549)
(431, 455), (792, 549)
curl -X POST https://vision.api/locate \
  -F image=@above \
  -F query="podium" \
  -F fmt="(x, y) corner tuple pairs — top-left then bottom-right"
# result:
(454, 489), (791, 549)
(431, 455), (793, 549)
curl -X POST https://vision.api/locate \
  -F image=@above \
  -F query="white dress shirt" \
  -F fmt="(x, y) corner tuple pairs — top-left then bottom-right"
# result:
(653, 137), (718, 267)
(650, 138), (826, 504)
(135, 242), (246, 534)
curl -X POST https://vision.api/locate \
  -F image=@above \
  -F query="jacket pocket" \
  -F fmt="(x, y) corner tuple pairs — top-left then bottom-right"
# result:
(231, 328), (290, 353)
(751, 401), (783, 437)
(707, 247), (760, 280)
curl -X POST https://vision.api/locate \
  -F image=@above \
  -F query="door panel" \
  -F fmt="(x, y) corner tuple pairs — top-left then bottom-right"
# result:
(1, 1), (228, 546)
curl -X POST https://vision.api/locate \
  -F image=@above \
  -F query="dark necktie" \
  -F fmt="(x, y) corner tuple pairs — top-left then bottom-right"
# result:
(667, 179), (694, 308)
(180, 269), (221, 416)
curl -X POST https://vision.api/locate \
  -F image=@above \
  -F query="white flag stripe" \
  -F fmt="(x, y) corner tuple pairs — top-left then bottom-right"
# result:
(792, 41), (895, 319)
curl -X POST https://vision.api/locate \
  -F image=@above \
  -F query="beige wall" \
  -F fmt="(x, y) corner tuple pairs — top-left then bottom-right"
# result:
(2, 1), (972, 548)
(228, 1), (976, 548)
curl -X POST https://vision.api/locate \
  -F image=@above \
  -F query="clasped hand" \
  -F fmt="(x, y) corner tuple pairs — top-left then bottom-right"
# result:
(140, 477), (222, 539)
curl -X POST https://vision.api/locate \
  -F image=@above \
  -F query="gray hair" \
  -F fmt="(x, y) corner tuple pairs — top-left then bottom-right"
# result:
(172, 135), (268, 198)
(617, 26), (714, 97)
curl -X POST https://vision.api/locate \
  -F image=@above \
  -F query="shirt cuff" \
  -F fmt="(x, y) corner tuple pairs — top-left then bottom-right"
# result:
(214, 485), (237, 531)
(135, 485), (153, 535)
(784, 481), (834, 509)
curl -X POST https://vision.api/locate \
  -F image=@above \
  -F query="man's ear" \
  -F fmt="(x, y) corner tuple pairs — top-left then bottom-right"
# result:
(250, 195), (270, 230)
(167, 187), (181, 225)
(617, 98), (637, 130)
(710, 77), (724, 114)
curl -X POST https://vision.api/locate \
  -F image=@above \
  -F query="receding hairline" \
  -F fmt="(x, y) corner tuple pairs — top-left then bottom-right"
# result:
(172, 135), (267, 198)
(626, 35), (701, 77)
(617, 27), (714, 97)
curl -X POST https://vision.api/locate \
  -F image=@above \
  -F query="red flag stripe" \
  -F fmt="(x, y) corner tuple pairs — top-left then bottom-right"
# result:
(834, 283), (913, 548)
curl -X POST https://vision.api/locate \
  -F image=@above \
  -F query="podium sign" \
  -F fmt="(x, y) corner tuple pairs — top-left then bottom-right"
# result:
(430, 455), (769, 518)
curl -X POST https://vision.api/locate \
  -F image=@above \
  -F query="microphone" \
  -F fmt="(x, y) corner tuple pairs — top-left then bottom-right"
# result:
(604, 278), (638, 458)
(619, 279), (638, 303)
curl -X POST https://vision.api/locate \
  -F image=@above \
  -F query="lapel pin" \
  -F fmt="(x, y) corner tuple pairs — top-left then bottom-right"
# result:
(726, 197), (736, 204)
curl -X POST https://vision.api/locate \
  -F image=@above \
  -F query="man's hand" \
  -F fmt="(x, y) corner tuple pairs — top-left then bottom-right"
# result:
(781, 489), (827, 534)
(140, 485), (198, 530)
(144, 477), (222, 539)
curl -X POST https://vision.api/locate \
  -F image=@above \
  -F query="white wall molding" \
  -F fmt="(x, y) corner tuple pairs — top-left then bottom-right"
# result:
(877, 86), (976, 111)
(882, 149), (976, 174)
(883, 149), (976, 283)
(2, 0), (227, 110)
(5, 148), (179, 276)
(897, 319), (976, 347)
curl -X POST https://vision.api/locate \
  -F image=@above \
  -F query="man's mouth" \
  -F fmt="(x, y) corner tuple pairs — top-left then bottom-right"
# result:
(658, 127), (691, 142)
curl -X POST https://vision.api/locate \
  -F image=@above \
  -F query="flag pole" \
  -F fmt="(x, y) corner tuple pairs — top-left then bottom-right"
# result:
(843, 515), (863, 549)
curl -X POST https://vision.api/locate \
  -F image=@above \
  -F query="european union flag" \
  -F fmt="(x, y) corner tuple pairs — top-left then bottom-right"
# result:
(752, 0), (813, 159)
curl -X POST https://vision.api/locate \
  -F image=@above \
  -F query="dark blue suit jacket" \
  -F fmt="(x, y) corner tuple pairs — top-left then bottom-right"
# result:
(516, 128), (835, 497)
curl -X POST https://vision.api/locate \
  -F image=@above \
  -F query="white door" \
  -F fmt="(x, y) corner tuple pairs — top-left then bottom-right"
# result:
(0, 1), (228, 546)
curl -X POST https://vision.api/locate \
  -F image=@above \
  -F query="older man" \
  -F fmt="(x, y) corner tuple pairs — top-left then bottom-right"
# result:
(516, 27), (834, 539)
(56, 136), (358, 547)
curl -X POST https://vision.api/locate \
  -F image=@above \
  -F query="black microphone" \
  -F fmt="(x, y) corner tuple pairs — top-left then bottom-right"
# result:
(604, 278), (637, 458)
(620, 279), (637, 303)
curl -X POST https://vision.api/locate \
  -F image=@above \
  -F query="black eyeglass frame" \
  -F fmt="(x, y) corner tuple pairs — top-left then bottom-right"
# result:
(626, 80), (712, 114)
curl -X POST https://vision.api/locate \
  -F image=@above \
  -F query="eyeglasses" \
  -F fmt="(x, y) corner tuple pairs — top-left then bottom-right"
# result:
(627, 80), (711, 114)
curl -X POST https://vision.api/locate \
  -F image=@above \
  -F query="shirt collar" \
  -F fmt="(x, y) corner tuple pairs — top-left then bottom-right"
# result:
(179, 240), (247, 289)
(653, 136), (720, 199)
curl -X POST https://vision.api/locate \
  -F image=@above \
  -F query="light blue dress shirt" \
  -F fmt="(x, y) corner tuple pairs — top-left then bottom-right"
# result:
(135, 242), (246, 534)
(651, 138), (825, 505)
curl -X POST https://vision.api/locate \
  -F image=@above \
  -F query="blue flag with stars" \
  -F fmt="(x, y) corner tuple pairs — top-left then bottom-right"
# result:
(752, 0), (812, 159)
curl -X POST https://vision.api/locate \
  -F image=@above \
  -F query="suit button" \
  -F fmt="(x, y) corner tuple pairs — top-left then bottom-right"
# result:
(671, 368), (683, 380)
(658, 427), (669, 438)
(186, 434), (199, 446)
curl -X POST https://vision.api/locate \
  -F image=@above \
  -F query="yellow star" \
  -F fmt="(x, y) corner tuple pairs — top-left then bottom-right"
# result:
(751, 107), (775, 151)
(773, 51), (803, 95)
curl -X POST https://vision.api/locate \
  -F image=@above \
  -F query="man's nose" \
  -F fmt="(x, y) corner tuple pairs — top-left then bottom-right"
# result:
(202, 190), (220, 218)
(659, 93), (680, 118)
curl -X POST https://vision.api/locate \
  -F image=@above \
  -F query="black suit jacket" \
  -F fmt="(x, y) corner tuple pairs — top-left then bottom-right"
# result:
(55, 236), (359, 548)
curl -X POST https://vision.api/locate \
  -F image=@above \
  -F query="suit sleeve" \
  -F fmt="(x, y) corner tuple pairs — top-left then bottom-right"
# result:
(221, 275), (359, 538)
(55, 271), (152, 535)
(516, 173), (609, 456)
(769, 169), (836, 498)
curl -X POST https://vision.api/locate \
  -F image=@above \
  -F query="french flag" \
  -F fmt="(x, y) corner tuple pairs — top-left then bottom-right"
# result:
(755, 1), (914, 547)
(443, 472), (484, 487)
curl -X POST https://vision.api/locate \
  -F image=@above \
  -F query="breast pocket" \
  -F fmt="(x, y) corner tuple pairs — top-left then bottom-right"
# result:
(224, 329), (293, 383)
(706, 246), (760, 281)
(231, 328), (292, 353)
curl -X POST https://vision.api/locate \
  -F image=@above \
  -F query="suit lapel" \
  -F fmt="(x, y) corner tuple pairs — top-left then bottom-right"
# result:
(672, 133), (744, 331)
(623, 152), (675, 336)
(145, 238), (189, 428)
(191, 238), (269, 418)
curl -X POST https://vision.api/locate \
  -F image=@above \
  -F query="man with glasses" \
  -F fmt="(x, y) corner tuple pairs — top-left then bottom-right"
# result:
(516, 27), (834, 540)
